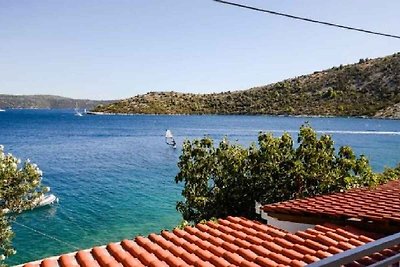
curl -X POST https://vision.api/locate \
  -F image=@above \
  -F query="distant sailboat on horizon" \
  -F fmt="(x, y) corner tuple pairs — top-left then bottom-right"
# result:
(74, 103), (83, 116)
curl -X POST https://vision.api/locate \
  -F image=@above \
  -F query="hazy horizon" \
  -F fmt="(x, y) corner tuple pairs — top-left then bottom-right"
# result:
(0, 93), (116, 101)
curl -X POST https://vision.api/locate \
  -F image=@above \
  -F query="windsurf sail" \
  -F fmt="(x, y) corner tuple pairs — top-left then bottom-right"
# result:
(165, 130), (173, 139)
(165, 130), (176, 148)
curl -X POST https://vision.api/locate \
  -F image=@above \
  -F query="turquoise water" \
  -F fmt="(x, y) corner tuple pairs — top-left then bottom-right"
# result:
(0, 109), (399, 265)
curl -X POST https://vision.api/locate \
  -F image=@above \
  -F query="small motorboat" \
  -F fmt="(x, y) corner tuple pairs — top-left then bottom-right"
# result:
(33, 186), (59, 207)
(1, 189), (59, 214)
(35, 193), (59, 208)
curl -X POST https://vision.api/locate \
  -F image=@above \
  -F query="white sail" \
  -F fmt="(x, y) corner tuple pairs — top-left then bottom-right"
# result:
(165, 130), (177, 148)
(165, 130), (173, 138)
(74, 102), (83, 116)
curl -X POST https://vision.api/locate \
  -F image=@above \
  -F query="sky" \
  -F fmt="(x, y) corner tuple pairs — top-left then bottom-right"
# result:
(0, 0), (399, 100)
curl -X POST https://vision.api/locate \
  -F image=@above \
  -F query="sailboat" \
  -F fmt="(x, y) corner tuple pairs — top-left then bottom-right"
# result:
(165, 129), (177, 149)
(74, 103), (83, 116)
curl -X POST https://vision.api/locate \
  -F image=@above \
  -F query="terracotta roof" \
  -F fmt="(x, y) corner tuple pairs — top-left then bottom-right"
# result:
(20, 216), (400, 267)
(263, 180), (400, 228)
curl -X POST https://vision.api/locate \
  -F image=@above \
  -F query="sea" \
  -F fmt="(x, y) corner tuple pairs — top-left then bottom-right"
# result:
(0, 109), (399, 265)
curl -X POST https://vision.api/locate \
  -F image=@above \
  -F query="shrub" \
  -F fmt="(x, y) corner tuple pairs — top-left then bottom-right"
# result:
(0, 146), (46, 265)
(323, 88), (337, 99)
(175, 125), (397, 223)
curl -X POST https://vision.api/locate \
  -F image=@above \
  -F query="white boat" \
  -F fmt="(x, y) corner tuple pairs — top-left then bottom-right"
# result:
(35, 193), (59, 207)
(74, 103), (83, 116)
(1, 193), (58, 214)
(0, 109), (5, 112)
(33, 186), (59, 208)
(165, 129), (177, 149)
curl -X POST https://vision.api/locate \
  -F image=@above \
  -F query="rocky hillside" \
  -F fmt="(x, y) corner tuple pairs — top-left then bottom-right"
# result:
(93, 52), (400, 118)
(0, 95), (113, 109)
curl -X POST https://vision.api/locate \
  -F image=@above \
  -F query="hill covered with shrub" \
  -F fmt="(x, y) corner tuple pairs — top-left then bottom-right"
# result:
(92, 52), (400, 118)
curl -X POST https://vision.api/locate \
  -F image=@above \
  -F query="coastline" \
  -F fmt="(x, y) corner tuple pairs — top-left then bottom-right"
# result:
(86, 111), (400, 120)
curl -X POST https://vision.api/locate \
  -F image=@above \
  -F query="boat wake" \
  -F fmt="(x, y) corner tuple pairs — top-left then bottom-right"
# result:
(188, 128), (400, 136)
(274, 129), (400, 136)
(315, 130), (400, 136)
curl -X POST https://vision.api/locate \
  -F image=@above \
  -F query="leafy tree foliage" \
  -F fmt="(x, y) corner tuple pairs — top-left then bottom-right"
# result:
(175, 125), (398, 223)
(0, 146), (46, 265)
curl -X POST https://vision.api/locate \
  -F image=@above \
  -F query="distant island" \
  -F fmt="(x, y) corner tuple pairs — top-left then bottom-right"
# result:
(92, 52), (400, 119)
(0, 95), (114, 110)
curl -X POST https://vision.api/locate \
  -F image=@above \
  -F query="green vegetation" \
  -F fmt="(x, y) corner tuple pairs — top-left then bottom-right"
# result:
(175, 125), (400, 223)
(0, 146), (46, 266)
(93, 52), (400, 118)
(0, 95), (113, 109)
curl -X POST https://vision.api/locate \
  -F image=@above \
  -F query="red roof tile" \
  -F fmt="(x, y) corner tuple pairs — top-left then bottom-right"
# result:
(263, 180), (400, 227)
(20, 216), (400, 267)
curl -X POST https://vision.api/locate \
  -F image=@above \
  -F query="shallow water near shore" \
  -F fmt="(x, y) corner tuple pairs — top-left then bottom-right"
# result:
(1, 109), (399, 265)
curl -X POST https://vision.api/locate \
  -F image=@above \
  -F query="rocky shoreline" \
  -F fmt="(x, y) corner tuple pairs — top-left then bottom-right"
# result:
(86, 111), (399, 120)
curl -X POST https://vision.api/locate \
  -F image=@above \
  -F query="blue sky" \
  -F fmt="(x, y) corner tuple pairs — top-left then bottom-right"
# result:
(1, 0), (399, 100)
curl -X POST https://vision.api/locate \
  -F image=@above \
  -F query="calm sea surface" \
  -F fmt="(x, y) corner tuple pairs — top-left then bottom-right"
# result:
(1, 109), (399, 265)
